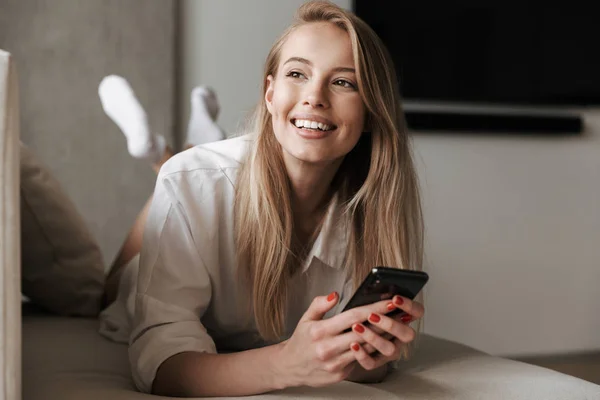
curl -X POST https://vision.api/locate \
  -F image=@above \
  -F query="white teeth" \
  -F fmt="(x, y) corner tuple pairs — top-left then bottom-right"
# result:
(293, 119), (333, 131)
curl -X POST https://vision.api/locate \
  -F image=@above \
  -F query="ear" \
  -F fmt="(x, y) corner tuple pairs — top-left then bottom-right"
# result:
(265, 75), (275, 114)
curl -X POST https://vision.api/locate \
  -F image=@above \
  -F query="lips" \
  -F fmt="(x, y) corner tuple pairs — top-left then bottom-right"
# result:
(290, 118), (337, 132)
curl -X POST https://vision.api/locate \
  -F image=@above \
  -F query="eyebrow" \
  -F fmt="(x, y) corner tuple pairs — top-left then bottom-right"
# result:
(283, 57), (355, 73)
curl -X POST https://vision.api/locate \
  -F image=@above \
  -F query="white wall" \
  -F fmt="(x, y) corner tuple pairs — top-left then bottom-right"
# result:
(180, 0), (600, 357)
(179, 0), (352, 135)
(416, 117), (600, 356)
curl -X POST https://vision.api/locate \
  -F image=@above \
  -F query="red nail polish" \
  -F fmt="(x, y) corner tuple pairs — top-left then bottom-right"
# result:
(351, 343), (360, 352)
(369, 313), (381, 323)
(401, 314), (412, 323)
(327, 292), (336, 302)
(394, 296), (404, 306)
(386, 302), (396, 311)
(353, 324), (365, 333)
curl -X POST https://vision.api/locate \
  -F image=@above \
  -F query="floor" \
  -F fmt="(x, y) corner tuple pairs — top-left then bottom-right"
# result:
(515, 352), (600, 386)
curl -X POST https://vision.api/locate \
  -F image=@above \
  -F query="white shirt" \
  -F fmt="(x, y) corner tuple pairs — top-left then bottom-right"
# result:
(128, 134), (355, 393)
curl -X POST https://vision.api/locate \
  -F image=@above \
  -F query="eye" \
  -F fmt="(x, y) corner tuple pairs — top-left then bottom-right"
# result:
(334, 79), (356, 89)
(286, 71), (306, 79)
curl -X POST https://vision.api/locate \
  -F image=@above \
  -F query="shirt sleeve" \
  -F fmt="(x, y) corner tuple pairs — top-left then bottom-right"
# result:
(128, 174), (216, 394)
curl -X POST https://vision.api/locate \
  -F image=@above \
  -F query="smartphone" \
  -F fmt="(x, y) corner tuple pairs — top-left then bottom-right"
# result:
(341, 267), (429, 317)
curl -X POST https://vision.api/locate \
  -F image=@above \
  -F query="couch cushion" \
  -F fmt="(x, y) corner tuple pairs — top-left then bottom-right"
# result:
(20, 143), (105, 316)
(22, 311), (600, 400)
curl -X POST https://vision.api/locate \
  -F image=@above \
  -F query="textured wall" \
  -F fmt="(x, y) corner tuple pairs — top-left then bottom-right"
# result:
(0, 0), (176, 265)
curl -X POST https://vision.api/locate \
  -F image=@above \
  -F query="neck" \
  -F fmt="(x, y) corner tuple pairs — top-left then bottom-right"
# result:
(283, 154), (342, 227)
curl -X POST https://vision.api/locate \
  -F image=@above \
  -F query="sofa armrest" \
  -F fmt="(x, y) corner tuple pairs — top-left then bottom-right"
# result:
(0, 49), (21, 400)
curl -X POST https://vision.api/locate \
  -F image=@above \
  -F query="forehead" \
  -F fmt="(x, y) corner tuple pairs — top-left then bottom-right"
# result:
(279, 22), (355, 68)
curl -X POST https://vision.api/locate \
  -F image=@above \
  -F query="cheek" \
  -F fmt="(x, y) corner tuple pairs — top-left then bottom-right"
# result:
(342, 100), (366, 134)
(355, 112), (366, 132)
(271, 87), (293, 119)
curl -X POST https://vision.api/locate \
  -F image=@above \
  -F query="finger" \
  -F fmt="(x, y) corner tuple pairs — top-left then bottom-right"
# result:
(302, 292), (339, 322)
(340, 362), (355, 381)
(314, 326), (391, 360)
(362, 342), (377, 354)
(349, 342), (386, 371)
(369, 309), (393, 335)
(352, 323), (396, 357)
(313, 330), (361, 360)
(362, 332), (394, 355)
(329, 346), (363, 370)
(320, 299), (398, 335)
(320, 352), (357, 384)
(398, 313), (414, 324)
(370, 302), (396, 334)
(366, 313), (416, 343)
(389, 311), (415, 325)
(389, 296), (425, 320)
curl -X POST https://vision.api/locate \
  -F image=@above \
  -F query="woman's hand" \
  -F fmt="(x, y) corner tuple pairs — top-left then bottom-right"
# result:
(348, 295), (425, 372)
(276, 292), (396, 388)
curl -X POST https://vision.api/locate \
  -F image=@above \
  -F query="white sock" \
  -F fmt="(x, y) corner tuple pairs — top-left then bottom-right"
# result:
(98, 75), (166, 163)
(185, 86), (226, 146)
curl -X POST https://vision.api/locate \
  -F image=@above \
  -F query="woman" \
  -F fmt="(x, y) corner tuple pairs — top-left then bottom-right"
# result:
(129, 1), (425, 397)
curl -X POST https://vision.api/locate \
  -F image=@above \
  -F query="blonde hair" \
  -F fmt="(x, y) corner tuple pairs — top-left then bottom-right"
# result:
(234, 1), (424, 348)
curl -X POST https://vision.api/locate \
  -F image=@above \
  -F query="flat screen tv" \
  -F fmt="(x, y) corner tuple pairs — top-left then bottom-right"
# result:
(354, 1), (600, 111)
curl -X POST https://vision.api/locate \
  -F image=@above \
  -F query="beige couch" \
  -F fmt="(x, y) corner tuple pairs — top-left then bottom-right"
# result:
(3, 50), (600, 400)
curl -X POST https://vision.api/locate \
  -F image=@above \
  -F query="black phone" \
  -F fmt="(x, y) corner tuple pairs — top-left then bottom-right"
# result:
(341, 267), (429, 317)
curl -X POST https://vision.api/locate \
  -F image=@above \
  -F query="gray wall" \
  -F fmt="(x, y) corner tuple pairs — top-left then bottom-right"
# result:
(179, 0), (335, 135)
(0, 0), (176, 265)
(180, 0), (600, 356)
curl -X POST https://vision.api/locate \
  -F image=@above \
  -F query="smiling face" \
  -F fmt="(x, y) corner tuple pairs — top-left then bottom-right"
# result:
(265, 22), (366, 166)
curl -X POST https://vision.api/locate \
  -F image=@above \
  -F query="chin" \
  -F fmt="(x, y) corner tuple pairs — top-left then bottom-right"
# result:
(275, 126), (347, 165)
(287, 146), (332, 165)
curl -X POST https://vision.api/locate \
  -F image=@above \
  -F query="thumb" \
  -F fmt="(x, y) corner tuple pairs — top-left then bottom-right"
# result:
(302, 291), (339, 322)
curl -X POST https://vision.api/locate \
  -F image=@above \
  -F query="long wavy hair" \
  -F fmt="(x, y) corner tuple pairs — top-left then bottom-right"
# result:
(234, 1), (424, 348)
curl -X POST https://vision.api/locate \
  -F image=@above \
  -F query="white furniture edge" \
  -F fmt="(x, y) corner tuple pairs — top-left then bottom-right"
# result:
(0, 49), (21, 400)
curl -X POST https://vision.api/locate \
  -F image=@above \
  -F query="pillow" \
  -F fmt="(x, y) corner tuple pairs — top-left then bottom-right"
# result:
(20, 143), (105, 316)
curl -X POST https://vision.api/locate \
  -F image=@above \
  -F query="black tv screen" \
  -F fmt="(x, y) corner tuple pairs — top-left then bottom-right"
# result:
(354, 1), (600, 107)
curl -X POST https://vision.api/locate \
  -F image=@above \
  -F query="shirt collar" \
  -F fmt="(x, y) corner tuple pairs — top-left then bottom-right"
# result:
(300, 193), (348, 273)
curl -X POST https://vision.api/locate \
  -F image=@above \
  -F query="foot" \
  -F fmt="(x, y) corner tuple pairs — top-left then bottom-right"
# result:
(185, 86), (226, 146)
(98, 75), (166, 162)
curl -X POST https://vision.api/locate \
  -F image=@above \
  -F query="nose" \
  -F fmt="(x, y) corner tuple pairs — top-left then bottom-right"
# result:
(303, 80), (330, 109)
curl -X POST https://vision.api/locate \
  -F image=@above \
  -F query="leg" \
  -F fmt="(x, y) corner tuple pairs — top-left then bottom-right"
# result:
(99, 75), (167, 163)
(112, 139), (196, 271)
(101, 82), (226, 307)
(185, 86), (226, 146)
(103, 146), (175, 306)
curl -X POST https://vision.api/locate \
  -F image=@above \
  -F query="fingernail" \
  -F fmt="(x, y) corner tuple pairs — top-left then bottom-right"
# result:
(394, 296), (404, 306)
(351, 343), (360, 352)
(327, 292), (336, 302)
(353, 324), (365, 333)
(386, 302), (396, 311)
(401, 314), (412, 323)
(369, 313), (381, 323)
